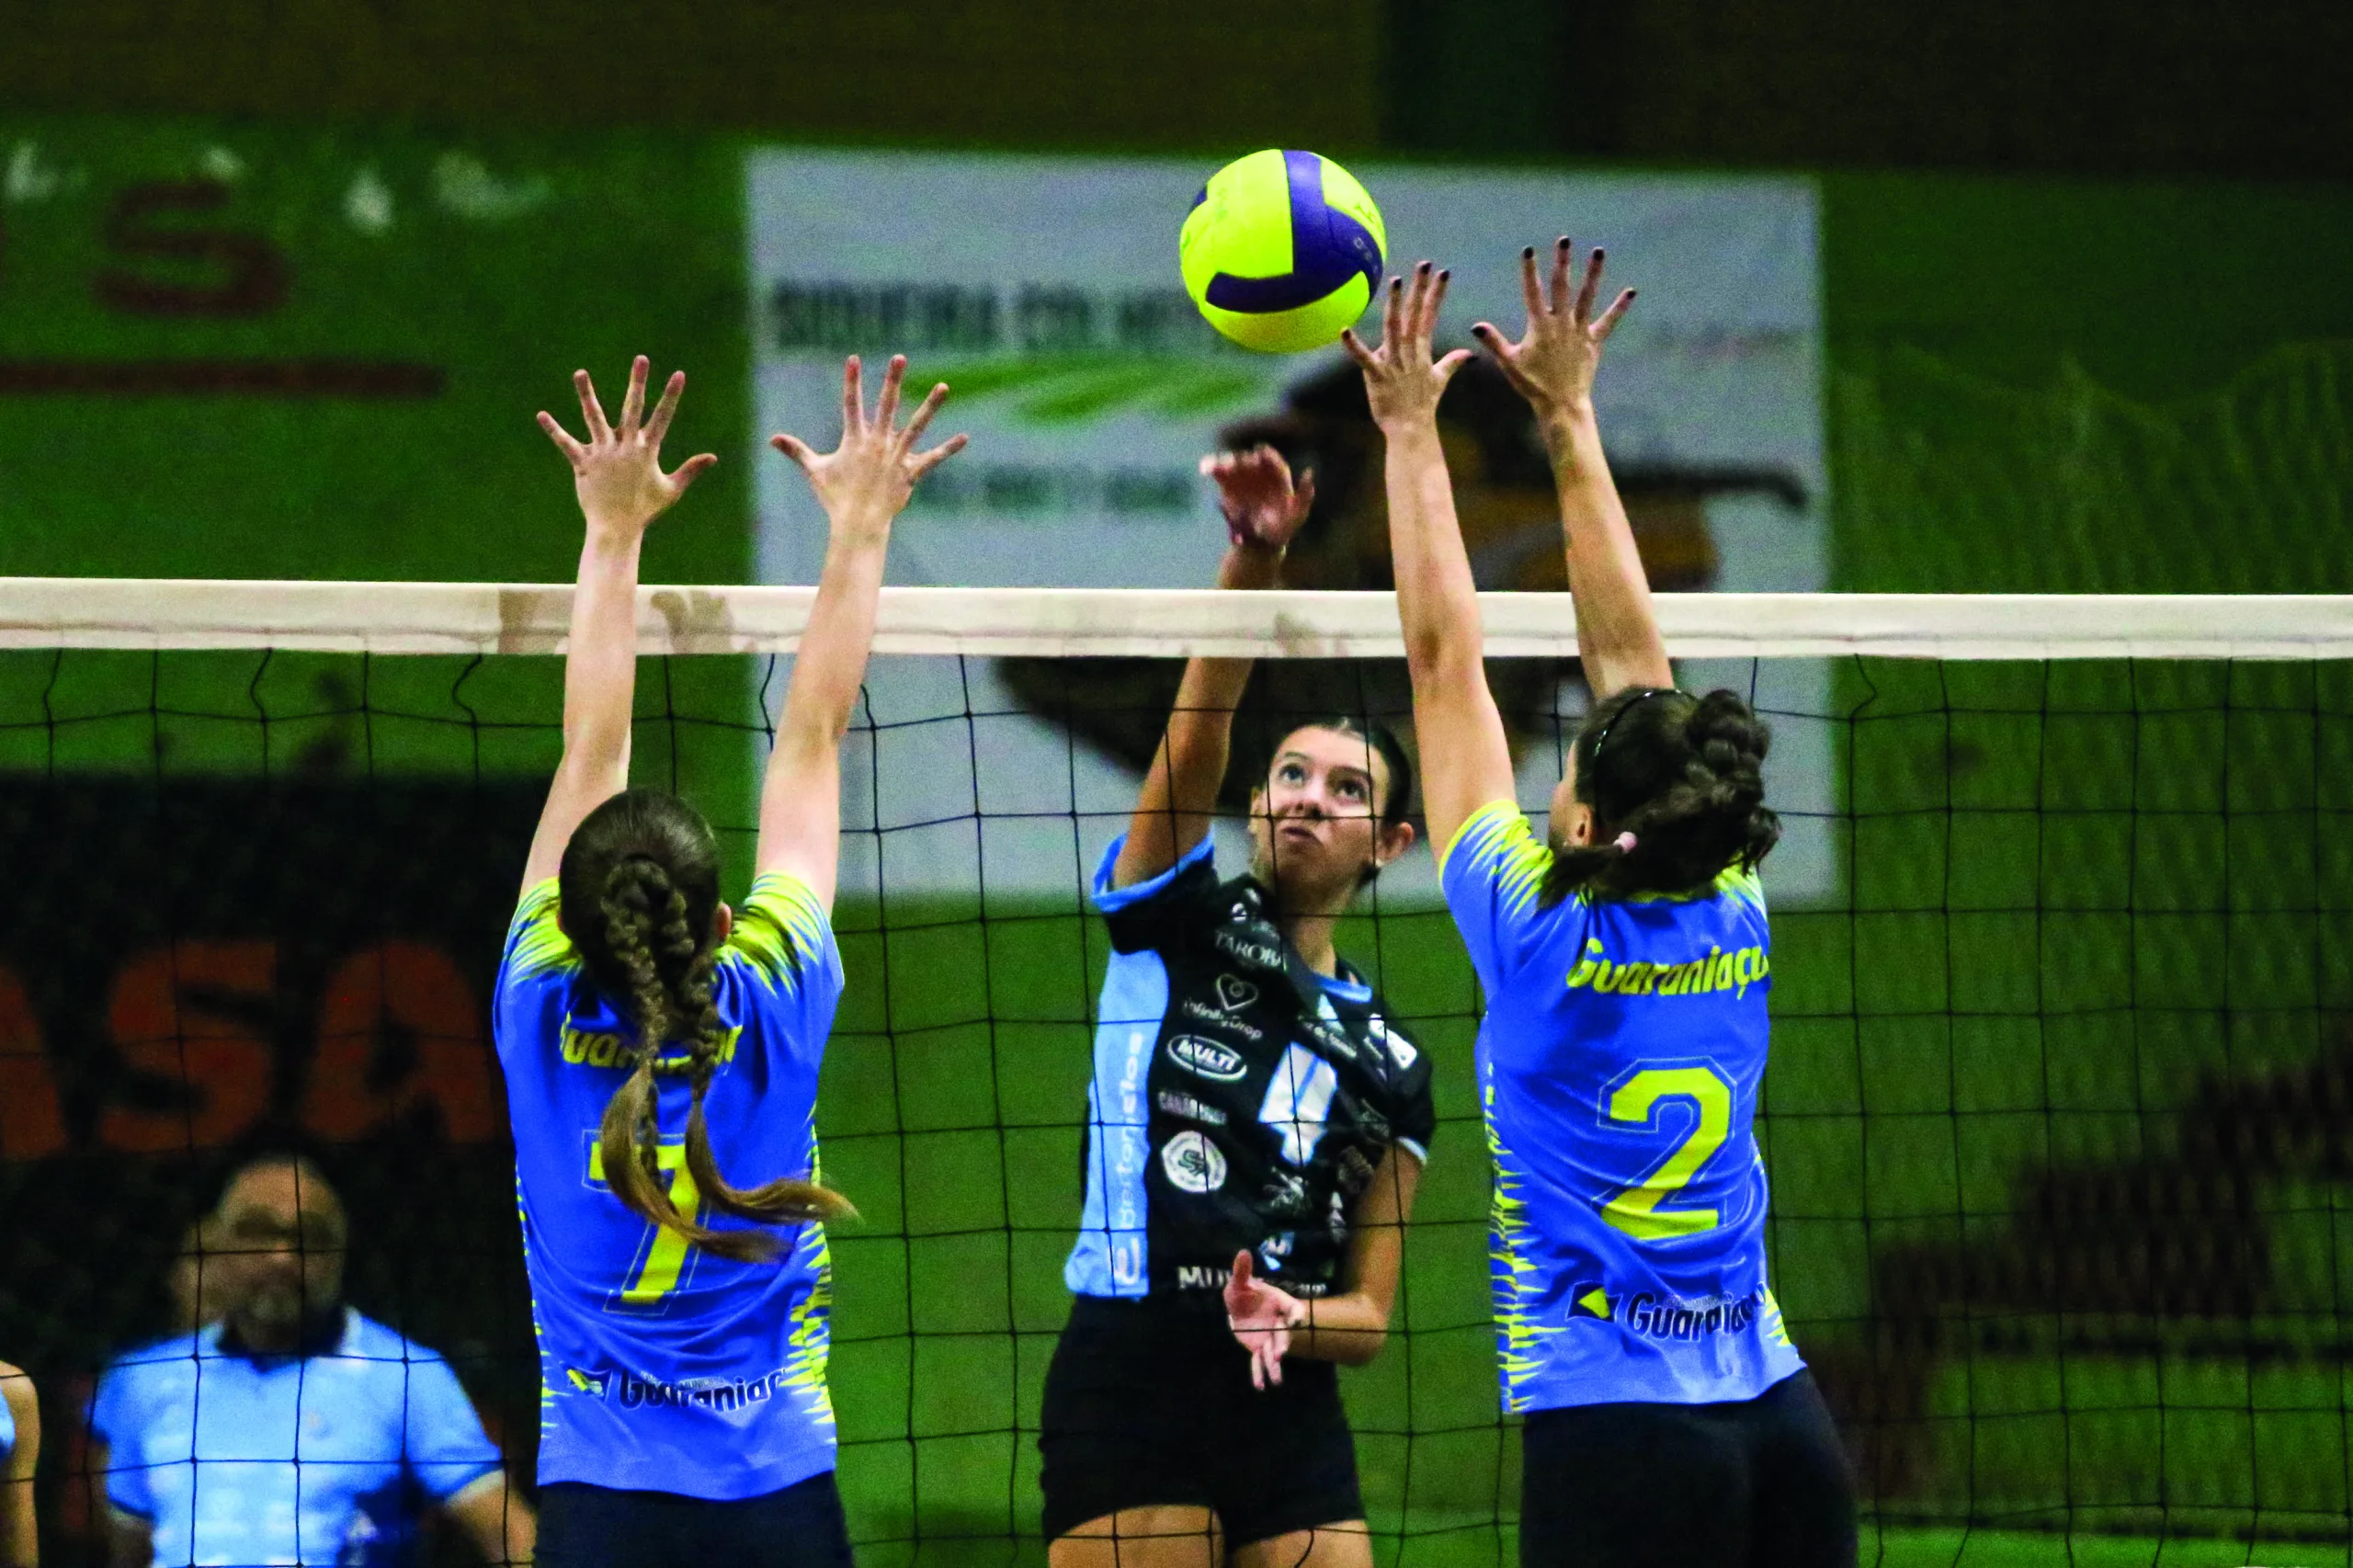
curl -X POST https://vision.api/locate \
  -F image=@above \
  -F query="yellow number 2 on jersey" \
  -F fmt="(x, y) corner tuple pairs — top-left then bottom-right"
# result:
(1600, 1065), (1733, 1243)
(587, 1139), (704, 1308)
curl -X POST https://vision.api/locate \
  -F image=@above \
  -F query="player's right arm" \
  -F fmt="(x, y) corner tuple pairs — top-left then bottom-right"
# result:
(518, 358), (718, 895)
(1110, 448), (1314, 890)
(1471, 241), (1666, 701)
(1344, 263), (1518, 861)
(756, 356), (966, 909)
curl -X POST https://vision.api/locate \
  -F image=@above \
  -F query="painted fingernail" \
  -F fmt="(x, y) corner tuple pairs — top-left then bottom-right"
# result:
(1438, 268), (1450, 281)
(1522, 245), (1535, 259)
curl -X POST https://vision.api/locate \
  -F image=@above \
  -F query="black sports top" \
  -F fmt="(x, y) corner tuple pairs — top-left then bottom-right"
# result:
(1064, 832), (1435, 1301)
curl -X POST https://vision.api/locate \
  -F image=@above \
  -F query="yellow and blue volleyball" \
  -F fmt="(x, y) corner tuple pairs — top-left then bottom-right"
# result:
(1180, 150), (1386, 355)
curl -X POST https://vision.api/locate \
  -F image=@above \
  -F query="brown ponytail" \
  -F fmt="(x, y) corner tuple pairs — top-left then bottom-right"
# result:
(1540, 687), (1781, 906)
(566, 790), (852, 1265)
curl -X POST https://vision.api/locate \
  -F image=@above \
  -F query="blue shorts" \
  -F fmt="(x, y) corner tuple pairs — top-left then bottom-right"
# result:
(537, 1471), (854, 1568)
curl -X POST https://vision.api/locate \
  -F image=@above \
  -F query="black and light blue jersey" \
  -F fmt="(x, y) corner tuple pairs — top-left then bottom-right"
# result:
(494, 873), (842, 1499)
(1441, 801), (1804, 1413)
(1066, 833), (1435, 1301)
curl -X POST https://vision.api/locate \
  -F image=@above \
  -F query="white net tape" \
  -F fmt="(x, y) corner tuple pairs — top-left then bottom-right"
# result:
(3, 578), (2351, 659)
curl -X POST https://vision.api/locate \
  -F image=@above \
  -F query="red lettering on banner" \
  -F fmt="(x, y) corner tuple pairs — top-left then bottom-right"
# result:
(99, 940), (277, 1153)
(93, 180), (290, 317)
(309, 941), (502, 1142)
(0, 963), (65, 1159)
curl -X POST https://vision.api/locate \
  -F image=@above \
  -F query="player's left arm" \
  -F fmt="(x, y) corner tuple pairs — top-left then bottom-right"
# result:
(755, 355), (966, 909)
(0, 1362), (37, 1568)
(1347, 264), (1519, 861)
(443, 1473), (536, 1566)
(1222, 1144), (1423, 1384)
(518, 358), (717, 894)
(1472, 241), (1669, 700)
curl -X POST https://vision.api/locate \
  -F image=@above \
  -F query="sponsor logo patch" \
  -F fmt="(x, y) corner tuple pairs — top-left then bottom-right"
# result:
(1176, 1264), (1232, 1290)
(1181, 999), (1263, 1040)
(1157, 1089), (1229, 1126)
(1160, 1130), (1228, 1194)
(1213, 974), (1258, 1012)
(1166, 1034), (1247, 1082)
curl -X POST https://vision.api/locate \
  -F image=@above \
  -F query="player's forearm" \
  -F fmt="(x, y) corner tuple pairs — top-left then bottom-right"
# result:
(1541, 404), (1670, 698)
(1164, 542), (1282, 781)
(1120, 542), (1279, 881)
(1383, 425), (1484, 684)
(552, 529), (644, 799)
(1292, 1290), (1392, 1365)
(775, 518), (891, 761)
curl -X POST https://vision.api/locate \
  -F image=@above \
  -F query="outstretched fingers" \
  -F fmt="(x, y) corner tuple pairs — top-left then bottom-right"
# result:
(907, 431), (969, 480)
(1418, 266), (1452, 349)
(1551, 236), (1574, 316)
(1338, 326), (1380, 373)
(840, 355), (865, 437)
(537, 410), (586, 466)
(1519, 245), (1545, 323)
(898, 381), (950, 449)
(1594, 286), (1637, 340)
(1381, 274), (1405, 353)
(642, 369), (688, 450)
(574, 369), (612, 443)
(1573, 247), (1606, 325)
(670, 452), (720, 492)
(875, 354), (907, 435)
(618, 355), (650, 436)
(769, 432), (816, 472)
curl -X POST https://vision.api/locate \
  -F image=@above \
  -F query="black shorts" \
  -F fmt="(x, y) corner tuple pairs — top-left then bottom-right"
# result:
(1039, 1293), (1366, 1548)
(538, 1471), (855, 1568)
(1519, 1370), (1856, 1568)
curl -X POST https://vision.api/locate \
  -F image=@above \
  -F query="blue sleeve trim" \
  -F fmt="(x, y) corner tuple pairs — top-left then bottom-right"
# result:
(1090, 829), (1214, 913)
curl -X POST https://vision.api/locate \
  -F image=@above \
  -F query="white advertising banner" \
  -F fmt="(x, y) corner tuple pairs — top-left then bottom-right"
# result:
(747, 148), (1831, 903)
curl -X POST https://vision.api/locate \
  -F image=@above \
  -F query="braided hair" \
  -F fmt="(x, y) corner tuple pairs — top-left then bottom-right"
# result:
(560, 789), (851, 1263)
(1540, 687), (1780, 906)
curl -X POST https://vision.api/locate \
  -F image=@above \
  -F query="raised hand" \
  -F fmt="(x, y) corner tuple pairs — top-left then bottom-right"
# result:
(1340, 260), (1472, 433)
(1201, 443), (1316, 552)
(539, 357), (716, 535)
(1224, 1249), (1309, 1390)
(1472, 238), (1635, 426)
(771, 355), (967, 540)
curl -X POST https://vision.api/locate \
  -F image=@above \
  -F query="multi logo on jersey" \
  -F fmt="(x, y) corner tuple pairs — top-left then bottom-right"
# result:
(1165, 1035), (1248, 1082)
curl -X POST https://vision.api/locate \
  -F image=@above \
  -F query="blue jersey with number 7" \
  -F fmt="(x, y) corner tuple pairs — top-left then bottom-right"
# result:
(494, 873), (842, 1498)
(1440, 801), (1805, 1414)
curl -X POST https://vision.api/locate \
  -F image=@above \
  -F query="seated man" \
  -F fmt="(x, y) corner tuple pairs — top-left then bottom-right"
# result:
(89, 1153), (535, 1566)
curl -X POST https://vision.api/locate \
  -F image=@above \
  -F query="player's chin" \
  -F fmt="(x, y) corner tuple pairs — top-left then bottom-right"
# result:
(1268, 844), (1367, 905)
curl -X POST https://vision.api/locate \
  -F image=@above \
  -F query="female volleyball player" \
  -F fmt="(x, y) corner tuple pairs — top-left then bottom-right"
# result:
(501, 353), (962, 1568)
(1038, 443), (1438, 1568)
(1355, 252), (1856, 1566)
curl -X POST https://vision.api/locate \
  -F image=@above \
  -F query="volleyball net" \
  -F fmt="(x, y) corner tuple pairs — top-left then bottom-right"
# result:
(3, 580), (2351, 1568)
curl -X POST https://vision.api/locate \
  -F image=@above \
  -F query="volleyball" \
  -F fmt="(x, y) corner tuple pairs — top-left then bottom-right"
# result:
(1179, 149), (1386, 354)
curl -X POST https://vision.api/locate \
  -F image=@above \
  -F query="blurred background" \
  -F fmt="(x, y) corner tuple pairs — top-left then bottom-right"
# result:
(2, 3), (2350, 1565)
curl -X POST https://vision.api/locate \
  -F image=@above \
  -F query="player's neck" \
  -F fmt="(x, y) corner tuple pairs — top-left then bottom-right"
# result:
(1279, 910), (1342, 979)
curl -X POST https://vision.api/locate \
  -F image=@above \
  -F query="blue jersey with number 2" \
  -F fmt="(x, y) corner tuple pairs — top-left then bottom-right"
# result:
(1441, 801), (1804, 1414)
(495, 873), (843, 1499)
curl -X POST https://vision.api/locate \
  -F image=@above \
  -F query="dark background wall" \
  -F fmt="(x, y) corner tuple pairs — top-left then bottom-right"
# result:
(7, 0), (2348, 178)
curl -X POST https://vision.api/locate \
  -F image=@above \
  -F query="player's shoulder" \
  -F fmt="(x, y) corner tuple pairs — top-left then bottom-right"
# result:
(104, 1329), (207, 1382)
(503, 878), (580, 985)
(724, 869), (834, 988)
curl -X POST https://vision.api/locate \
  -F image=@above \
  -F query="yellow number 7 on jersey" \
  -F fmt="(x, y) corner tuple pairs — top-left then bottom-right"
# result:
(587, 1138), (704, 1310)
(1599, 1065), (1733, 1242)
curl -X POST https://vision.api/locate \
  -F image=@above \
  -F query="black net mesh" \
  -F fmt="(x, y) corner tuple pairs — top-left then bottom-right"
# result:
(1, 643), (2349, 1568)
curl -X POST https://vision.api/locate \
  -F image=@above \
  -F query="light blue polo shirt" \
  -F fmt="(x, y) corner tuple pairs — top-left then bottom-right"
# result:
(90, 1310), (502, 1567)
